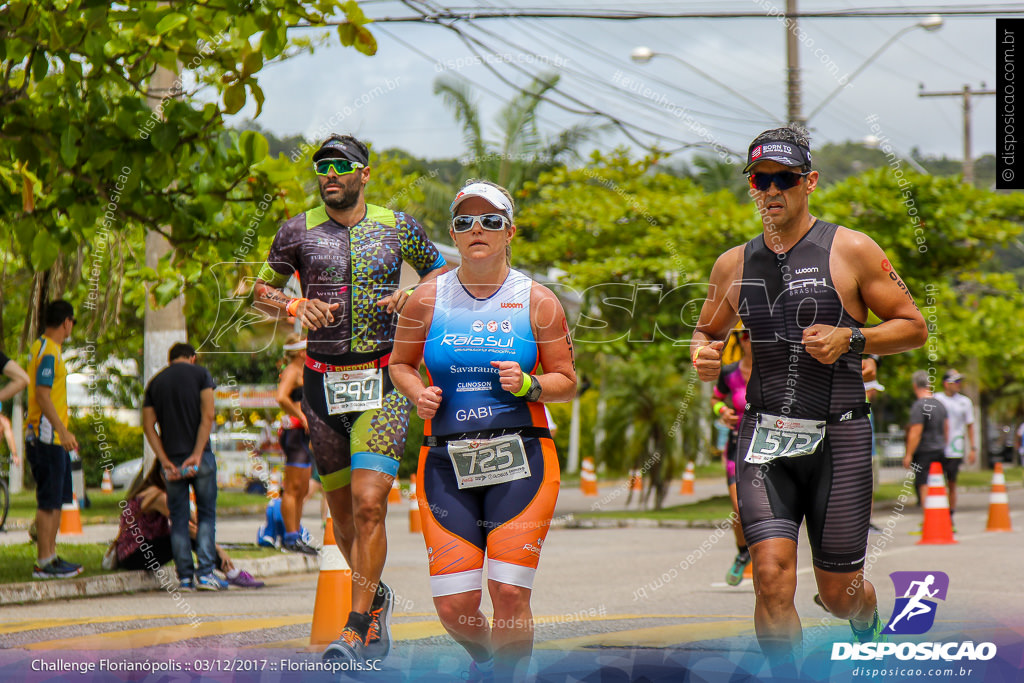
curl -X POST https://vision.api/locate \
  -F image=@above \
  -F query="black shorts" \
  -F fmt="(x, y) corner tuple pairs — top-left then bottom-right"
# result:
(735, 412), (873, 573)
(26, 442), (73, 511)
(279, 428), (313, 467)
(302, 364), (411, 492)
(913, 450), (955, 488)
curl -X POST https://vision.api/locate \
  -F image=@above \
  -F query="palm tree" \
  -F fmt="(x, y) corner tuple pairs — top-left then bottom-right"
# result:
(432, 72), (603, 193)
(596, 351), (698, 510)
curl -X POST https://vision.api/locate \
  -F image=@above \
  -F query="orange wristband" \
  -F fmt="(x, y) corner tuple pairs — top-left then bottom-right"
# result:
(286, 298), (306, 316)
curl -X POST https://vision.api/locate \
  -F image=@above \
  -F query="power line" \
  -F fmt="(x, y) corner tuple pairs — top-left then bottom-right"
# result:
(400, 0), (723, 152)
(290, 6), (1024, 25)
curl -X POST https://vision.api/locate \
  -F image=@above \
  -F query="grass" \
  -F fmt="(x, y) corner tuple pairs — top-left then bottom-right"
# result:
(573, 463), (1018, 522)
(6, 489), (271, 524)
(0, 542), (286, 584)
(578, 494), (738, 522)
(0, 542), (116, 584)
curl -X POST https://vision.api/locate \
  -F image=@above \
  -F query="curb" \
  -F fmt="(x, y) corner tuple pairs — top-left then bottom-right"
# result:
(558, 517), (729, 530)
(2, 505), (270, 531)
(0, 551), (319, 606)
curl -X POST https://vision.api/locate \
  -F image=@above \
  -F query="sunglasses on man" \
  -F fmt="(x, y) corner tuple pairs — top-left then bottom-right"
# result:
(451, 214), (510, 233)
(747, 170), (810, 192)
(313, 159), (365, 176)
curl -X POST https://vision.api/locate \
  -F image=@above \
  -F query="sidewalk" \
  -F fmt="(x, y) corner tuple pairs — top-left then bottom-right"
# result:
(0, 505), (325, 606)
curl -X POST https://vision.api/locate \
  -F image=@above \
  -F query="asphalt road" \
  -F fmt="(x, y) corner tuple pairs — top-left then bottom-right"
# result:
(1, 483), (1022, 682)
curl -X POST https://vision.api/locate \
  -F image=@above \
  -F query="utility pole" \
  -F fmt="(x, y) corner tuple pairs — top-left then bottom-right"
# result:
(142, 63), (188, 469)
(918, 84), (996, 185)
(785, 0), (804, 126)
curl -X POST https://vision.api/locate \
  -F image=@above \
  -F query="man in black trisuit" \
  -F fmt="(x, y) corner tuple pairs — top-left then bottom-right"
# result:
(691, 126), (927, 661)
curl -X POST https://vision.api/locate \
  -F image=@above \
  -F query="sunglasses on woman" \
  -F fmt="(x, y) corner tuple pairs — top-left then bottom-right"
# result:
(313, 159), (365, 176)
(747, 170), (809, 192)
(451, 214), (510, 233)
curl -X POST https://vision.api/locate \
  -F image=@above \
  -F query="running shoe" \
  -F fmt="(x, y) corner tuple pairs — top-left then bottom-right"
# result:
(32, 558), (82, 579)
(179, 578), (195, 591)
(53, 557), (83, 574)
(462, 660), (495, 682)
(229, 570), (265, 589)
(284, 537), (320, 556)
(322, 627), (365, 664)
(364, 582), (395, 659)
(196, 574), (226, 591)
(850, 608), (886, 644)
(725, 550), (751, 586)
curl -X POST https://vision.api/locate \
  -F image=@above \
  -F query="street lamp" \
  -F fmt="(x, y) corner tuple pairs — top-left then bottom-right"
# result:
(863, 134), (928, 173)
(806, 15), (943, 122)
(630, 46), (783, 123)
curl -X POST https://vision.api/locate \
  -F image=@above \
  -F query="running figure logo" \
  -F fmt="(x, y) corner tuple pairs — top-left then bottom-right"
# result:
(882, 571), (949, 635)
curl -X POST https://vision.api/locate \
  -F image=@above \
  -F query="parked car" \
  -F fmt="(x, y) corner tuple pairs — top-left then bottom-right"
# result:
(109, 457), (143, 489)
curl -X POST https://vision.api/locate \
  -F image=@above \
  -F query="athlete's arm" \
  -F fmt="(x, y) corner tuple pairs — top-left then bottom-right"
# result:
(390, 281), (441, 419)
(804, 230), (927, 364)
(276, 364), (307, 430)
(692, 247), (743, 382)
(378, 212), (450, 314)
(376, 263), (447, 315)
(0, 358), (29, 403)
(254, 279), (340, 331)
(507, 283), (576, 403)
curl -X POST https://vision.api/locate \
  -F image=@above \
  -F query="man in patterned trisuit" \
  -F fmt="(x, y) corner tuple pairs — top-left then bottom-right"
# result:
(255, 135), (446, 664)
(690, 125), (927, 662)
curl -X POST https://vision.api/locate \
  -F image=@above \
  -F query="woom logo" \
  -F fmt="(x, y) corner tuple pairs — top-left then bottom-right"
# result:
(500, 302), (524, 309)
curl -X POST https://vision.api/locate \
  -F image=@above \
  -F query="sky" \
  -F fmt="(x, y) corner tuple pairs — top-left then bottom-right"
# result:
(232, 1), (1001, 169)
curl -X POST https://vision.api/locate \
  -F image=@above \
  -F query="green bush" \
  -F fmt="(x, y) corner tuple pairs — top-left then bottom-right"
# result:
(68, 414), (143, 486)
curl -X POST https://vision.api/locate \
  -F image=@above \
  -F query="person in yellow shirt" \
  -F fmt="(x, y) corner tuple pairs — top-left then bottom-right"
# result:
(26, 300), (82, 580)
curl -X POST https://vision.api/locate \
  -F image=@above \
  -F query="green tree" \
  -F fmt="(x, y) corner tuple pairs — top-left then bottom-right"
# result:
(0, 0), (375, 360)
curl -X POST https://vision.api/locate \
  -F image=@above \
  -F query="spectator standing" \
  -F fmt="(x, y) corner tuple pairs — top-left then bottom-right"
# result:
(933, 369), (977, 523)
(141, 343), (221, 591)
(25, 300), (82, 579)
(903, 370), (949, 516)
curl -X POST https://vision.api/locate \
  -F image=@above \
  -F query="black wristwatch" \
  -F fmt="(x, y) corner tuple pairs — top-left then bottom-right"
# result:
(524, 374), (543, 402)
(848, 327), (866, 355)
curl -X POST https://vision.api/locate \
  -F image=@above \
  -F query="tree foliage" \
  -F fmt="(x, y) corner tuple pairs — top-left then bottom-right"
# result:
(0, 0), (374, 358)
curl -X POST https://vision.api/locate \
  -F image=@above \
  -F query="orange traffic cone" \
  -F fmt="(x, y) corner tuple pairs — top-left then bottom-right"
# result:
(60, 494), (83, 535)
(409, 474), (422, 533)
(580, 457), (598, 496)
(310, 514), (353, 646)
(680, 461), (695, 495)
(630, 469), (642, 493)
(918, 461), (957, 545)
(388, 478), (402, 505)
(101, 469), (114, 494)
(986, 463), (1013, 532)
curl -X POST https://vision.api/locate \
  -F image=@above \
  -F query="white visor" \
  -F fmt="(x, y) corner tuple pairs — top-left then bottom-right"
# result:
(283, 339), (307, 351)
(450, 183), (513, 221)
(864, 380), (885, 392)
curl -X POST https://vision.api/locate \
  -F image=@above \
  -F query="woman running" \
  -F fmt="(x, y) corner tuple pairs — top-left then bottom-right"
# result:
(276, 334), (316, 555)
(390, 180), (577, 682)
